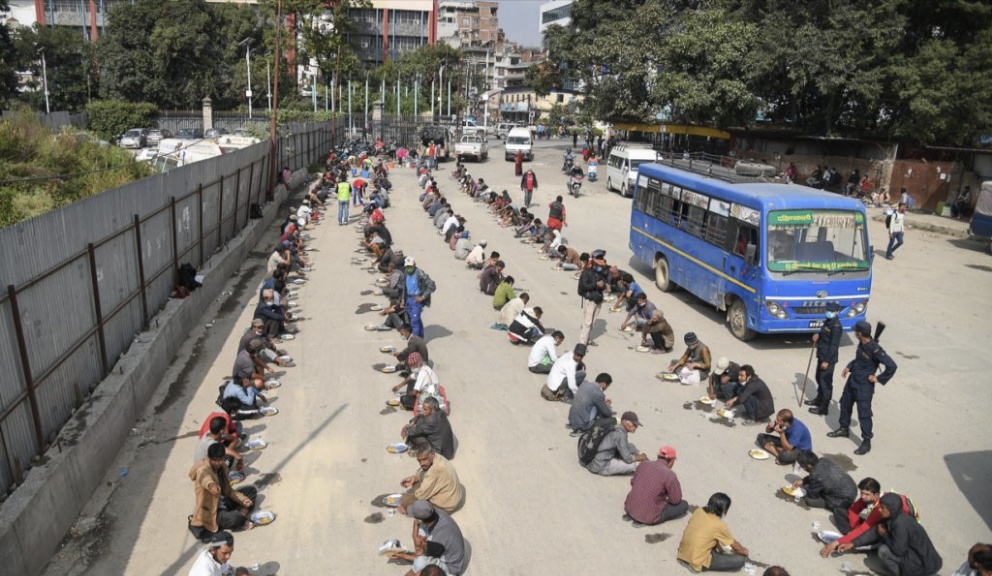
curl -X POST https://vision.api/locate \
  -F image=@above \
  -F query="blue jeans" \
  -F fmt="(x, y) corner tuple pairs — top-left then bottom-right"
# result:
(885, 231), (904, 257)
(405, 296), (424, 338)
(337, 201), (349, 224)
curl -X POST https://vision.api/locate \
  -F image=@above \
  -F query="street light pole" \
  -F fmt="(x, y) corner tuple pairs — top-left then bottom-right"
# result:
(40, 50), (50, 114)
(266, 58), (271, 113)
(240, 37), (254, 119)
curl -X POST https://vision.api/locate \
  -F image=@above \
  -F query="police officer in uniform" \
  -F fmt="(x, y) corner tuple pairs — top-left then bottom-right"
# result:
(807, 303), (843, 416)
(826, 321), (897, 455)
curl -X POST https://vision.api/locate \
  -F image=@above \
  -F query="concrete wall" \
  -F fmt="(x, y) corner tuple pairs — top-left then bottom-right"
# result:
(0, 170), (306, 576)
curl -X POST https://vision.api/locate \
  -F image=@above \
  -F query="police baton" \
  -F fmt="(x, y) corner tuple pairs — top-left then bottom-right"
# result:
(798, 339), (816, 408)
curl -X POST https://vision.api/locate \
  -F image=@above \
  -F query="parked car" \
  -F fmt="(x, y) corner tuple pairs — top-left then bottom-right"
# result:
(145, 128), (172, 146)
(119, 129), (148, 149)
(134, 148), (159, 162)
(204, 127), (229, 139)
(176, 128), (203, 140)
(494, 122), (516, 139)
(454, 132), (488, 162)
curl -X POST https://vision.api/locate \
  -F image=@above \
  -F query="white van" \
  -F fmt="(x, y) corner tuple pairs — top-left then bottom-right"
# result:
(504, 127), (533, 161)
(606, 144), (658, 197)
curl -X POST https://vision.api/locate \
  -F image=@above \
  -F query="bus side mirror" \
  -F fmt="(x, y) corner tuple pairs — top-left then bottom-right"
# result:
(745, 244), (757, 266)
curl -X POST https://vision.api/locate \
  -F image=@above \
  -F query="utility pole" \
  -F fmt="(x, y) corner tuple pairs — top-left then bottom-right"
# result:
(268, 0), (281, 200)
(40, 50), (50, 114)
(240, 37), (254, 119)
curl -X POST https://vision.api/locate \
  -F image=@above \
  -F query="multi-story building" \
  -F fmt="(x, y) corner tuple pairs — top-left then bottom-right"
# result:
(4, 0), (136, 41)
(348, 0), (438, 66)
(539, 0), (572, 32)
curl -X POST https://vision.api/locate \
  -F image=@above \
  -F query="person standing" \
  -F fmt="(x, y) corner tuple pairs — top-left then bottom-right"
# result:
(577, 250), (608, 346)
(808, 303), (843, 416)
(399, 257), (436, 340)
(336, 178), (351, 226)
(827, 321), (897, 455)
(623, 445), (689, 527)
(520, 168), (538, 208)
(546, 195), (567, 232)
(885, 202), (907, 260)
(514, 149), (524, 177)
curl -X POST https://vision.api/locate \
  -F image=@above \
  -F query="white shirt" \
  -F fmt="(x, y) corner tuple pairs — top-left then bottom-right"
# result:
(296, 205), (312, 220)
(546, 350), (580, 393)
(549, 230), (563, 251)
(888, 211), (905, 233)
(413, 365), (443, 410)
(529, 335), (559, 368)
(442, 216), (459, 235)
(188, 549), (233, 576)
(499, 297), (526, 327)
(466, 245), (485, 266)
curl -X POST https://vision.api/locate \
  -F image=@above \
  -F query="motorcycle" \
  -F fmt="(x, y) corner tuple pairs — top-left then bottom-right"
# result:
(562, 156), (574, 172)
(568, 173), (584, 197)
(587, 163), (599, 182)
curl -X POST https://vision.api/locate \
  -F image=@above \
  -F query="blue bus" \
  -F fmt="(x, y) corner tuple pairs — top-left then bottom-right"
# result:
(629, 161), (872, 340)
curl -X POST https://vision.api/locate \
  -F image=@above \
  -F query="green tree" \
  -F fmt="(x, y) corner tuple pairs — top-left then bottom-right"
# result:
(0, 0), (19, 109)
(11, 25), (94, 112)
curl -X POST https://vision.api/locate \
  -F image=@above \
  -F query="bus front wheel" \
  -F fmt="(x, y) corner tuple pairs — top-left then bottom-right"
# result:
(655, 257), (673, 292)
(727, 299), (756, 341)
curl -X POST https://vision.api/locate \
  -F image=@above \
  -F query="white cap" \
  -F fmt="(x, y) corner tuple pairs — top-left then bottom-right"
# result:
(479, 239), (488, 247)
(404, 257), (416, 267)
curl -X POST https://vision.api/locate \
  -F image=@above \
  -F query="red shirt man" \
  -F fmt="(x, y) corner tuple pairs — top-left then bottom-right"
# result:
(623, 445), (688, 526)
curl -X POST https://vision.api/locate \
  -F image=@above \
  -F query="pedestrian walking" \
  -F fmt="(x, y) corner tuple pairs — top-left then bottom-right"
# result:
(514, 149), (524, 177)
(520, 168), (538, 208)
(827, 321), (897, 455)
(399, 257), (437, 339)
(807, 303), (843, 416)
(884, 202), (907, 260)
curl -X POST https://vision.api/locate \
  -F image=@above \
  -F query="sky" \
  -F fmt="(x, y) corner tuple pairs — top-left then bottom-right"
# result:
(498, 0), (546, 47)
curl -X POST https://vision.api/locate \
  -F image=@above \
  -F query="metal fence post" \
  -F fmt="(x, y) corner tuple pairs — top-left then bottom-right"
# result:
(246, 161), (255, 228)
(233, 167), (241, 234)
(170, 196), (179, 287)
(133, 215), (148, 328)
(217, 174), (225, 245)
(197, 185), (204, 266)
(86, 243), (109, 376)
(7, 285), (45, 454)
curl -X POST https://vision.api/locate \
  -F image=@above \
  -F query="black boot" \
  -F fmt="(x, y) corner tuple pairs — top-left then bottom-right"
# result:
(854, 440), (872, 455)
(808, 405), (828, 416)
(803, 398), (820, 407)
(827, 428), (850, 438)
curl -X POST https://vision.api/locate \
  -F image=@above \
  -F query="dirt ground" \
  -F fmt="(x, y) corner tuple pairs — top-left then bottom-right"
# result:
(41, 138), (992, 576)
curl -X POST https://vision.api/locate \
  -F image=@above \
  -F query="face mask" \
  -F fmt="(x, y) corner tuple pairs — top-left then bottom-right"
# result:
(405, 267), (415, 274)
(825, 311), (836, 319)
(594, 266), (603, 273)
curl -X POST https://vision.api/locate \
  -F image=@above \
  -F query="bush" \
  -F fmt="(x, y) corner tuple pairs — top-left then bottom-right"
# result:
(85, 100), (159, 140)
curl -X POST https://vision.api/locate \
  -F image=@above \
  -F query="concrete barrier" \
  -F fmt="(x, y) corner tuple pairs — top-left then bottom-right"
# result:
(0, 176), (304, 576)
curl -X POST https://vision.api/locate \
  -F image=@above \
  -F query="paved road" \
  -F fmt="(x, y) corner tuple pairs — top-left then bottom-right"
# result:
(43, 136), (992, 575)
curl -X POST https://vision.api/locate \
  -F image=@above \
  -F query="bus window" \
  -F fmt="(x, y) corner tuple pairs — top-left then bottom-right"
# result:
(705, 213), (728, 245)
(685, 205), (707, 238)
(732, 224), (759, 257)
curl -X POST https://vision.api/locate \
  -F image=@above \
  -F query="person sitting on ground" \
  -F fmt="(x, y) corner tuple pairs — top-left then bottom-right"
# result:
(640, 303), (675, 354)
(508, 307), (544, 344)
(390, 500), (465, 576)
(464, 240), (487, 269)
(757, 409), (812, 465)
(950, 186), (972, 219)
(253, 289), (290, 340)
(492, 277), (517, 312)
(377, 296), (409, 331)
(724, 365), (775, 424)
(568, 373), (614, 433)
(188, 443), (257, 542)
(433, 202), (452, 230)
(445, 224), (465, 248)
(555, 245), (584, 270)
(677, 492), (751, 573)
(821, 477), (917, 558)
(763, 567), (790, 576)
(453, 232), (472, 259)
(542, 343), (587, 402)
(392, 352), (443, 413)
(790, 451), (857, 514)
(667, 332), (712, 385)
(398, 444), (464, 515)
(950, 543), (992, 576)
(221, 374), (268, 419)
(402, 398), (455, 460)
(496, 292), (529, 330)
(239, 319), (292, 369)
(528, 330), (564, 374)
(479, 251), (501, 274)
(194, 416), (244, 472)
(199, 410), (242, 447)
(852, 493), (943, 576)
(266, 246), (292, 277)
(707, 357), (741, 401)
(232, 339), (278, 393)
(479, 260), (505, 296)
(581, 411), (647, 476)
(620, 292), (656, 334)
(188, 531), (236, 576)
(393, 324), (429, 369)
(623, 445), (689, 527)
(611, 272), (644, 312)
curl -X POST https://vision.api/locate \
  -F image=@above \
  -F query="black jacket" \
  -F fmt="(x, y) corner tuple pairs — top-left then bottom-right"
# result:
(802, 458), (856, 510)
(816, 316), (843, 364)
(876, 493), (942, 576)
(577, 267), (605, 303)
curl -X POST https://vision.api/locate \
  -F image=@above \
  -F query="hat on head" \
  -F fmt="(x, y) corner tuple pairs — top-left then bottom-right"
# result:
(684, 332), (698, 345)
(479, 239), (488, 248)
(404, 257), (416, 268)
(248, 339), (264, 353)
(658, 445), (677, 459)
(591, 249), (607, 260)
(573, 343), (587, 357)
(251, 319), (264, 328)
(855, 321), (872, 336)
(714, 357), (729, 373)
(407, 500), (435, 520)
(621, 411), (642, 427)
(826, 302), (841, 312)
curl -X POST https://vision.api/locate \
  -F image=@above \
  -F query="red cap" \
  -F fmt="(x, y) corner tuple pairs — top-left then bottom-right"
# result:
(658, 445), (677, 459)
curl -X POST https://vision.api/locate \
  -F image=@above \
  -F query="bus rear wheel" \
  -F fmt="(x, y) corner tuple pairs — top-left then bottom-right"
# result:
(727, 299), (756, 341)
(655, 257), (673, 292)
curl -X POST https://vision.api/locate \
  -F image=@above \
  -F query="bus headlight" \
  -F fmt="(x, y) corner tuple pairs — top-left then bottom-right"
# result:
(765, 301), (789, 319)
(848, 300), (867, 317)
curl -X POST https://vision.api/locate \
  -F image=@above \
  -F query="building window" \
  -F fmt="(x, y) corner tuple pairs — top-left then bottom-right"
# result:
(541, 5), (571, 25)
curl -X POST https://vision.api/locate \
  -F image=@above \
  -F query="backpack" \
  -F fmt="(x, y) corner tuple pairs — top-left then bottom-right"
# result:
(885, 213), (893, 229)
(577, 424), (613, 465)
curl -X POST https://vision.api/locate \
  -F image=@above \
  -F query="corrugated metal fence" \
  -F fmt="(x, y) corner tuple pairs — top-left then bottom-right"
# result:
(0, 121), (331, 497)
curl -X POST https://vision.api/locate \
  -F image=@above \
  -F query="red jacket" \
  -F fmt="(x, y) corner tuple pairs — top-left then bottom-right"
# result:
(840, 492), (915, 545)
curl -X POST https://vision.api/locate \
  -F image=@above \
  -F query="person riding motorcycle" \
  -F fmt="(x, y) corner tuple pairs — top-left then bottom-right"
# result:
(562, 149), (575, 172)
(587, 156), (599, 181)
(568, 164), (585, 197)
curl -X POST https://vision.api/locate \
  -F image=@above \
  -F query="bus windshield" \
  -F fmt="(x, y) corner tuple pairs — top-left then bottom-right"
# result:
(766, 210), (869, 273)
